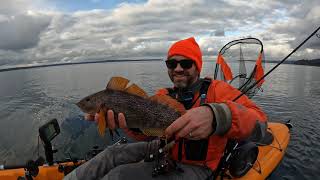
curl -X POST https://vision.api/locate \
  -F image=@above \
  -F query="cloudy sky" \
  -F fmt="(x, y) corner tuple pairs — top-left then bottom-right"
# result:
(0, 0), (319, 67)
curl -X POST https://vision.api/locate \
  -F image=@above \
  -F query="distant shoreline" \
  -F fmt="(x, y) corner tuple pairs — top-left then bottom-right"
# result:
(0, 59), (162, 72)
(1, 58), (319, 72)
(267, 59), (320, 67)
(236, 58), (320, 67)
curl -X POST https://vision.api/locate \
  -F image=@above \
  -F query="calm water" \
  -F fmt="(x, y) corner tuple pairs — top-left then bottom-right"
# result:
(0, 61), (319, 179)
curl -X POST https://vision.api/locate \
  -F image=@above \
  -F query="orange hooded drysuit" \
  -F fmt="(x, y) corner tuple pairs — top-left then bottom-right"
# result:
(125, 79), (267, 171)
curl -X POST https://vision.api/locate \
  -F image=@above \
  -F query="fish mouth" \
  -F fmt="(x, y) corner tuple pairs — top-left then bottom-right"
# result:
(75, 101), (81, 108)
(75, 101), (96, 114)
(83, 108), (97, 115)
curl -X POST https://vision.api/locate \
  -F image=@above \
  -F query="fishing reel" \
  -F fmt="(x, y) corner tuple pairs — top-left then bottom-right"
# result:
(17, 157), (45, 180)
(149, 139), (183, 177)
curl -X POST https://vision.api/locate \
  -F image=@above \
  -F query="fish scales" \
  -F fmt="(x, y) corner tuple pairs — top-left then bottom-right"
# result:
(77, 88), (181, 129)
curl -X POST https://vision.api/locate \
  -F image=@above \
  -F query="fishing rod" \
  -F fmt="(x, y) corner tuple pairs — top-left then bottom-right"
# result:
(212, 26), (320, 180)
(233, 25), (320, 101)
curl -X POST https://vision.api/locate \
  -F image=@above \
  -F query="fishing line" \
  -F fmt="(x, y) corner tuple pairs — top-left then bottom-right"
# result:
(233, 25), (320, 101)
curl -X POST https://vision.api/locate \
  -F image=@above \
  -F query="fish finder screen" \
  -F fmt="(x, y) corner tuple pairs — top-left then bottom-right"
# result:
(44, 123), (57, 141)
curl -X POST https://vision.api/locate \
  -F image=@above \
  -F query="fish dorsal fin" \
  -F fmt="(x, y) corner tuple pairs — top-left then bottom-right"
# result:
(106, 76), (130, 91)
(106, 76), (148, 97)
(125, 83), (148, 98)
(149, 94), (186, 114)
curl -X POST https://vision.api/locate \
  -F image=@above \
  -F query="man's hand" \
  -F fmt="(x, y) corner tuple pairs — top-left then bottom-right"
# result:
(84, 110), (127, 130)
(165, 106), (214, 140)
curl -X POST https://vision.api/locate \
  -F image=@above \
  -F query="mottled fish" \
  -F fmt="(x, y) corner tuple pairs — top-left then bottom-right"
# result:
(76, 76), (186, 137)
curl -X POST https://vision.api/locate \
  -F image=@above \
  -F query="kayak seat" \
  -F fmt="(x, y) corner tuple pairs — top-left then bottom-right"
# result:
(228, 141), (259, 177)
(246, 121), (274, 146)
(255, 130), (274, 146)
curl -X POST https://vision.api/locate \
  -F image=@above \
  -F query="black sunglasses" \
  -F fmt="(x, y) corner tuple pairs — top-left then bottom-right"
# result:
(165, 59), (194, 69)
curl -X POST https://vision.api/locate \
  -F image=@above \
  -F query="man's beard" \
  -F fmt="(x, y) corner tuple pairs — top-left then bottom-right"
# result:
(171, 73), (192, 88)
(173, 79), (188, 88)
(169, 69), (199, 89)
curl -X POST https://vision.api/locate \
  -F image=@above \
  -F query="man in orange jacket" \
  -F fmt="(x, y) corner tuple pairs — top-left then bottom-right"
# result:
(125, 37), (267, 170)
(64, 37), (267, 180)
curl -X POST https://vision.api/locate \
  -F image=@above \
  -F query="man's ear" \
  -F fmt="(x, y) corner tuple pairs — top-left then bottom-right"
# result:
(195, 69), (200, 77)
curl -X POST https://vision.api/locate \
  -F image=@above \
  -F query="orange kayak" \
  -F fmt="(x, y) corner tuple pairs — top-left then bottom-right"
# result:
(0, 122), (290, 180)
(233, 122), (291, 180)
(0, 161), (85, 180)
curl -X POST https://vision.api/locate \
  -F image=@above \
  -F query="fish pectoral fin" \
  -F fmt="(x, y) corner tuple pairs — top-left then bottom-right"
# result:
(106, 76), (130, 91)
(125, 83), (148, 98)
(149, 94), (186, 114)
(98, 108), (107, 137)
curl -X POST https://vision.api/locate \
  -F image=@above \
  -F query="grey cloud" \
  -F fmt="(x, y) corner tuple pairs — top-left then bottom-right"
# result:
(0, 0), (320, 67)
(308, 35), (320, 49)
(0, 14), (51, 50)
(0, 0), (32, 14)
(266, 3), (320, 59)
(111, 36), (124, 44)
(215, 29), (225, 36)
(49, 14), (77, 34)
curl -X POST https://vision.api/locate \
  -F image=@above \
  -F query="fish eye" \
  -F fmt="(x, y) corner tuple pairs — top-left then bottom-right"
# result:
(85, 98), (90, 102)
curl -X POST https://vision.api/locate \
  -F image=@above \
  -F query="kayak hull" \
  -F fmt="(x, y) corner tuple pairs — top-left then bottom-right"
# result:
(0, 122), (290, 180)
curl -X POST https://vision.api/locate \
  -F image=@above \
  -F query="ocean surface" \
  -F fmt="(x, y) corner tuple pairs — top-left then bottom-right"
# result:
(0, 60), (319, 179)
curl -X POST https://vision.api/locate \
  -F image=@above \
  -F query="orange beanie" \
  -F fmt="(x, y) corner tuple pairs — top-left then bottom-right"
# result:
(167, 37), (203, 73)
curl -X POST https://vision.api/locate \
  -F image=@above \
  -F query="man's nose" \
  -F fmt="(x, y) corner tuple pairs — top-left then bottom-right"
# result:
(174, 63), (184, 71)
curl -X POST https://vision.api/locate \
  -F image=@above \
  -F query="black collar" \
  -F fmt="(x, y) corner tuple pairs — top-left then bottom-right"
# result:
(174, 78), (203, 95)
(173, 79), (204, 109)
